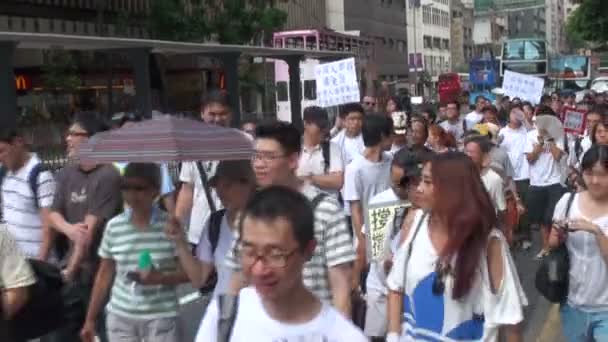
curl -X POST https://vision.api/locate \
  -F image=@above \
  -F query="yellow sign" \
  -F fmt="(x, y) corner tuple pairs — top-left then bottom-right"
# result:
(15, 75), (30, 91)
(365, 200), (411, 260)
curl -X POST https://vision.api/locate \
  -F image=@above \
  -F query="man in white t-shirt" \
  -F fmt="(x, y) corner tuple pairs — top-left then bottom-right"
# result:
(524, 113), (566, 259)
(465, 95), (487, 129)
(344, 114), (394, 291)
(331, 103), (365, 168)
(465, 135), (507, 216)
(0, 127), (56, 260)
(439, 100), (466, 146)
(499, 108), (532, 248)
(175, 91), (231, 246)
(196, 187), (365, 342)
(297, 106), (344, 196)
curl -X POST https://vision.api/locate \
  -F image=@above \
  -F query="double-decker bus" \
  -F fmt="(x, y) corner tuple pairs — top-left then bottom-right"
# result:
(500, 38), (548, 78)
(548, 55), (591, 92)
(273, 29), (374, 122)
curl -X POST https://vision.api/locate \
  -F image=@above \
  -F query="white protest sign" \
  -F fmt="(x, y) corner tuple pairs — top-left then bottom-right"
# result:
(315, 57), (360, 108)
(502, 70), (545, 105)
(364, 200), (412, 261)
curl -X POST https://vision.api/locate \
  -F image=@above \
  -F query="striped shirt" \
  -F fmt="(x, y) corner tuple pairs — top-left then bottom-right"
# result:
(99, 209), (179, 320)
(225, 183), (356, 302)
(1, 154), (55, 258)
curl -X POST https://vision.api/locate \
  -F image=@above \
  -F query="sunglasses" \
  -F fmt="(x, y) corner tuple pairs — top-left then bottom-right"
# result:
(432, 261), (451, 296)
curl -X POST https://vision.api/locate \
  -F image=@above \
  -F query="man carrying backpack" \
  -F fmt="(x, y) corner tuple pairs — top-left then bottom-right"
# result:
(0, 127), (56, 261)
(297, 106), (344, 197)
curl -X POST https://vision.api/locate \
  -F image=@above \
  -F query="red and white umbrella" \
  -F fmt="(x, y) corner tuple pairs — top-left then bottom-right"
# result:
(76, 115), (254, 163)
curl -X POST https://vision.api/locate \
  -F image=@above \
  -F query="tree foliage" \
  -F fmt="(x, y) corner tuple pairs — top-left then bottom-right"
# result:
(41, 50), (81, 94)
(566, 0), (608, 47)
(146, 0), (287, 44)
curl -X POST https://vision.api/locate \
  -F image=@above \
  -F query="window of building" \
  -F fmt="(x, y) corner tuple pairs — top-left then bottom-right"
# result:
(388, 39), (394, 48)
(398, 40), (405, 52)
(303, 80), (316, 100)
(442, 39), (449, 49)
(424, 35), (432, 49)
(433, 37), (441, 49)
(423, 6), (431, 24)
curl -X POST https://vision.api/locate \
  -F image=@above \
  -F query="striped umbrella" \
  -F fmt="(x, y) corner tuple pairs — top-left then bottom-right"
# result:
(76, 115), (254, 163)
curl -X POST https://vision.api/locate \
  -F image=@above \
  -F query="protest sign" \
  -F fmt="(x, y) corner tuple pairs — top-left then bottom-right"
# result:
(502, 70), (545, 105)
(562, 107), (587, 135)
(365, 200), (412, 260)
(315, 57), (360, 108)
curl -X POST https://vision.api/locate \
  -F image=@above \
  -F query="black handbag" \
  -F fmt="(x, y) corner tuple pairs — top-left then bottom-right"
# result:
(535, 192), (575, 303)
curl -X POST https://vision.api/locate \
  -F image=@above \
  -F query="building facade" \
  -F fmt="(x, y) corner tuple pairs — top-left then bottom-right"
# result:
(277, 0), (327, 30)
(327, 0), (408, 82)
(507, 7), (546, 40)
(405, 0), (452, 95)
(450, 0), (474, 73)
(545, 0), (565, 53)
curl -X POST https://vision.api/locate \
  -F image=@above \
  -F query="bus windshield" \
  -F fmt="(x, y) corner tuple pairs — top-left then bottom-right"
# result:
(549, 56), (590, 79)
(503, 40), (546, 61)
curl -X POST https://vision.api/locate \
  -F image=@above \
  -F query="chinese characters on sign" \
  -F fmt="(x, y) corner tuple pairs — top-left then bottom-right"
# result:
(315, 57), (360, 108)
(562, 107), (587, 135)
(502, 70), (545, 105)
(365, 201), (412, 260)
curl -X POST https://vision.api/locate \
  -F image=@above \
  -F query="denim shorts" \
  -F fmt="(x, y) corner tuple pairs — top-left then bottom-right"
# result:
(560, 303), (608, 341)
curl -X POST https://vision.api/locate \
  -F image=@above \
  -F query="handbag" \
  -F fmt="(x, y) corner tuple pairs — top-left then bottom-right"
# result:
(534, 192), (575, 303)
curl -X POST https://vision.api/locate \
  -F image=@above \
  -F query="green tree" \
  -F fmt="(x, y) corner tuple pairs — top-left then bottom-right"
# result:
(41, 50), (81, 95)
(566, 0), (608, 48)
(145, 0), (286, 44)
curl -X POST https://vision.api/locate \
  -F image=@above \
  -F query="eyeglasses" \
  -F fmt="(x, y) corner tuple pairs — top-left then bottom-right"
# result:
(251, 152), (286, 163)
(432, 261), (451, 296)
(238, 245), (298, 269)
(120, 184), (150, 192)
(66, 131), (89, 138)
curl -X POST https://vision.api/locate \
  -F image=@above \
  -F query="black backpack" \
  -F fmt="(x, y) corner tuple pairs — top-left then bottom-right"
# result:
(0, 163), (46, 221)
(199, 209), (227, 295)
(10, 259), (86, 340)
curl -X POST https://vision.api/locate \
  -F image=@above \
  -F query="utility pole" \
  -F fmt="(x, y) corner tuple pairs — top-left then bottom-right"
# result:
(413, 3), (418, 96)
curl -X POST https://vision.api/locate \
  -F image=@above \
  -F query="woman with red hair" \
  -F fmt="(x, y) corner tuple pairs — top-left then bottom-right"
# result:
(385, 152), (526, 342)
(427, 124), (457, 153)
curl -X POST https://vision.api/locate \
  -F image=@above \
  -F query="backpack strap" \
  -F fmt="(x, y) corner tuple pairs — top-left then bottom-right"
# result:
(28, 163), (47, 210)
(208, 209), (227, 256)
(401, 211), (429, 292)
(564, 192), (575, 218)
(196, 161), (217, 213)
(321, 140), (331, 174)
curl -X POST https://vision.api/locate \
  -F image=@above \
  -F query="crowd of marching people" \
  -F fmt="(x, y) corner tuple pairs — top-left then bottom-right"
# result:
(0, 88), (607, 342)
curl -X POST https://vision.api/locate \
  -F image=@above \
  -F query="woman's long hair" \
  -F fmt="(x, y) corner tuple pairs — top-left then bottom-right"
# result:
(428, 124), (457, 149)
(430, 152), (497, 299)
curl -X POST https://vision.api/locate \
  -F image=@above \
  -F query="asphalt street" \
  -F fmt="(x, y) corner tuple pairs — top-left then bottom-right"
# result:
(176, 230), (565, 342)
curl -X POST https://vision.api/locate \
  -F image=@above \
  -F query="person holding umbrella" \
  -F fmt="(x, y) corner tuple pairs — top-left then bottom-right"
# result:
(175, 91), (232, 249)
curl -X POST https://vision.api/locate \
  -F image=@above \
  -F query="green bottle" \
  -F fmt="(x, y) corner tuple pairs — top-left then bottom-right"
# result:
(138, 250), (153, 271)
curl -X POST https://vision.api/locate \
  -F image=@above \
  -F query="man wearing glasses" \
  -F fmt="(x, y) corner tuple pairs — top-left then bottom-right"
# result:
(362, 95), (377, 113)
(224, 121), (356, 318)
(48, 112), (123, 342)
(196, 187), (366, 341)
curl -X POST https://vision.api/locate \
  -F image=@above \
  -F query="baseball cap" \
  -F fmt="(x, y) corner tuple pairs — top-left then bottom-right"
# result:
(208, 160), (255, 187)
